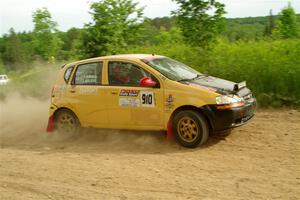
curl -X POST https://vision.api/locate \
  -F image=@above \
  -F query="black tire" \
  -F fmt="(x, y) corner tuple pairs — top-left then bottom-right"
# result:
(54, 109), (80, 135)
(172, 110), (209, 148)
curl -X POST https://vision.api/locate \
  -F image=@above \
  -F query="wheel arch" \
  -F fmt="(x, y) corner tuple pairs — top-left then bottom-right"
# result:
(168, 105), (213, 132)
(53, 107), (81, 125)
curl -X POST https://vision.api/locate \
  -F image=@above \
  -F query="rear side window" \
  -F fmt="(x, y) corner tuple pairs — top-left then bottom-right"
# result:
(73, 62), (102, 85)
(64, 67), (74, 83)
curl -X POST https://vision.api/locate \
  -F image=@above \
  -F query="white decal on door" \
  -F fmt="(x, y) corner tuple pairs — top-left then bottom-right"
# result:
(119, 98), (140, 107)
(79, 87), (97, 94)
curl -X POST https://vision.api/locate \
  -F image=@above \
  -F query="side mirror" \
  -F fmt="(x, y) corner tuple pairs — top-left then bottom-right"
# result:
(140, 77), (156, 87)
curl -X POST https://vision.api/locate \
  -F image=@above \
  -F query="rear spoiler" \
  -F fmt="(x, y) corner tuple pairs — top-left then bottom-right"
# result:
(233, 81), (246, 91)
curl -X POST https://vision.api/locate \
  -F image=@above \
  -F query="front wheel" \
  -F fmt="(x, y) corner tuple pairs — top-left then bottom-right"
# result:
(172, 110), (209, 148)
(54, 109), (80, 135)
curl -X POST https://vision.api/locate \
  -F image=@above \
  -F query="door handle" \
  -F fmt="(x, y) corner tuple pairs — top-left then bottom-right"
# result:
(69, 90), (76, 93)
(111, 91), (118, 95)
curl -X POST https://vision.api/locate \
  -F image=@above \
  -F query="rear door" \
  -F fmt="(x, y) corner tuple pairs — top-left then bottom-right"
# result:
(65, 61), (108, 126)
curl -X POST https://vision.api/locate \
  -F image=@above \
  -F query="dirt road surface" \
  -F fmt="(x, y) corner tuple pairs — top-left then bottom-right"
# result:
(0, 96), (299, 199)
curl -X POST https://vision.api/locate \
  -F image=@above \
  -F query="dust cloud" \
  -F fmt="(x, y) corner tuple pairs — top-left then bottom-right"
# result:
(0, 93), (49, 146)
(0, 64), (171, 152)
(0, 92), (170, 152)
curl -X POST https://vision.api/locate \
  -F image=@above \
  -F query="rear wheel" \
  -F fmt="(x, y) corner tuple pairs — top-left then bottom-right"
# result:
(54, 109), (80, 135)
(172, 110), (209, 148)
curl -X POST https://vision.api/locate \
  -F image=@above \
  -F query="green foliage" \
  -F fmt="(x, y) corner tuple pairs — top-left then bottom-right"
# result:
(32, 8), (57, 33)
(1, 2), (300, 107)
(147, 16), (176, 31)
(57, 28), (83, 60)
(81, 0), (144, 57)
(206, 39), (300, 106)
(172, 0), (226, 48)
(223, 17), (268, 41)
(0, 58), (5, 74)
(223, 14), (300, 41)
(264, 10), (275, 37)
(273, 3), (299, 39)
(0, 31), (35, 71)
(1, 28), (26, 71)
(32, 8), (62, 60)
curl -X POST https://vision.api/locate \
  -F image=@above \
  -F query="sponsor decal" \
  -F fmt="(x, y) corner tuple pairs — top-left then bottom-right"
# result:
(119, 98), (140, 107)
(140, 91), (155, 107)
(165, 94), (174, 109)
(119, 89), (139, 97)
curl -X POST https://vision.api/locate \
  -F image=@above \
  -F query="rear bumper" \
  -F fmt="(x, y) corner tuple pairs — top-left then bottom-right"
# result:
(200, 100), (256, 132)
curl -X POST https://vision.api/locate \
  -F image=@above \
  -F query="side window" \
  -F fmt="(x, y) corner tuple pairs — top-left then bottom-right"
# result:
(73, 62), (102, 85)
(108, 62), (159, 87)
(64, 66), (74, 83)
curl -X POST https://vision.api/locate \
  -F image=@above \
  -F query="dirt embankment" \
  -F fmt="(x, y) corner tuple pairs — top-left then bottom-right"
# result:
(0, 95), (299, 200)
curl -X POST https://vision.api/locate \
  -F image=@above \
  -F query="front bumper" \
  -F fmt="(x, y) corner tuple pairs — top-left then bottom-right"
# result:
(201, 100), (256, 132)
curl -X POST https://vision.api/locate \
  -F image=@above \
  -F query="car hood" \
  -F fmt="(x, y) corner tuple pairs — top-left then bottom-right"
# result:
(185, 75), (243, 95)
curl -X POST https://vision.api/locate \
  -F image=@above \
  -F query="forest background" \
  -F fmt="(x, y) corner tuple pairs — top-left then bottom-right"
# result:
(0, 0), (299, 107)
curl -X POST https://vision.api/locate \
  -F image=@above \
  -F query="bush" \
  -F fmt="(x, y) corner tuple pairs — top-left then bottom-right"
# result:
(207, 39), (300, 106)
(127, 38), (300, 107)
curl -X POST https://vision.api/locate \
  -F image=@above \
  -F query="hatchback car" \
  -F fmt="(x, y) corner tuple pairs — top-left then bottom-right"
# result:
(47, 54), (256, 148)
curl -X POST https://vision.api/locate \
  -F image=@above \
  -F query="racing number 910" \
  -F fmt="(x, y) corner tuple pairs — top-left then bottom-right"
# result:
(142, 93), (152, 105)
(140, 91), (154, 107)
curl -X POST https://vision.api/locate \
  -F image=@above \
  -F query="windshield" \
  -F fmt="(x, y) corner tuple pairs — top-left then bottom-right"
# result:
(143, 57), (200, 81)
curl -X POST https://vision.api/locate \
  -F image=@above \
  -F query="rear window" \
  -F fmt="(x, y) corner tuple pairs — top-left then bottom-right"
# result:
(64, 67), (74, 83)
(73, 62), (102, 85)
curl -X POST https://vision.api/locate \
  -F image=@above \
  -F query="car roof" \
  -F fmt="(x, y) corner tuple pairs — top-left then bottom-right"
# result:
(65, 54), (165, 67)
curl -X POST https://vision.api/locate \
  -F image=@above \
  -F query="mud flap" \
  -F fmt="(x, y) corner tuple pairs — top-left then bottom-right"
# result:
(46, 115), (55, 132)
(166, 119), (173, 140)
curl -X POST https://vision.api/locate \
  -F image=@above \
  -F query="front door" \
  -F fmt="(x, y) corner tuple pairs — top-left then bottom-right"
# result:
(104, 61), (164, 129)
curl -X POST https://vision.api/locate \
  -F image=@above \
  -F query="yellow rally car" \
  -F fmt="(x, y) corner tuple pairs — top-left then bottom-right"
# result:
(47, 54), (256, 148)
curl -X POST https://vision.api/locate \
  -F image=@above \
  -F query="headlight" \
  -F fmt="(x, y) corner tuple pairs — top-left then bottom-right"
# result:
(216, 95), (243, 104)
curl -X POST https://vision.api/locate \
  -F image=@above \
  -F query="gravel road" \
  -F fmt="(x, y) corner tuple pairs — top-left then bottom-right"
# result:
(0, 95), (299, 199)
